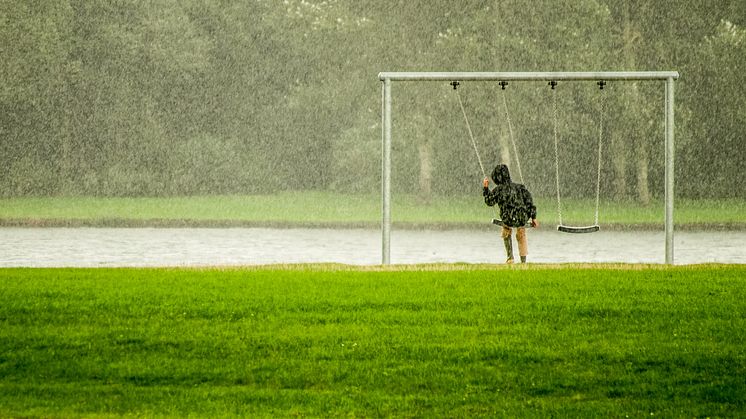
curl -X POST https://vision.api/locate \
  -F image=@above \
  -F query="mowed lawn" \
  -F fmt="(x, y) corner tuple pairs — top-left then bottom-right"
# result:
(0, 265), (744, 417)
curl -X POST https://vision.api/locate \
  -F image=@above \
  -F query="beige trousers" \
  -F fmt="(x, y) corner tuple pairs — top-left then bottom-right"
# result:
(501, 226), (528, 257)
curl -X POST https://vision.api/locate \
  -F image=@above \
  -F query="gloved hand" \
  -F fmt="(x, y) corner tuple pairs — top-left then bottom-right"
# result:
(482, 177), (489, 188)
(531, 218), (539, 228)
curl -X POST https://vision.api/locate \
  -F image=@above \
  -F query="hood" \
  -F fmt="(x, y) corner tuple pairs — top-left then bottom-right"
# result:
(491, 164), (512, 185)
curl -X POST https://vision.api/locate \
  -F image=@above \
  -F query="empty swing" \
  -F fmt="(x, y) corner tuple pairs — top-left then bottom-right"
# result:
(551, 80), (606, 234)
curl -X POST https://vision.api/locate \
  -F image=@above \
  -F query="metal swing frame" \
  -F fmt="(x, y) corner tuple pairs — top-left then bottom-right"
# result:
(379, 71), (679, 265)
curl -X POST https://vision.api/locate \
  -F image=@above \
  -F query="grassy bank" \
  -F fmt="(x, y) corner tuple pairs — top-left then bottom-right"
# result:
(1, 265), (744, 417)
(1, 193), (744, 229)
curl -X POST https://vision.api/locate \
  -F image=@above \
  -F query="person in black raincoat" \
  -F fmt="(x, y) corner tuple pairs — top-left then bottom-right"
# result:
(483, 164), (538, 263)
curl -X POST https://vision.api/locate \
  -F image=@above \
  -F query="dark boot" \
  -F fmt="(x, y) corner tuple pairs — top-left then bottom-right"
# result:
(503, 237), (514, 264)
(520, 256), (527, 263)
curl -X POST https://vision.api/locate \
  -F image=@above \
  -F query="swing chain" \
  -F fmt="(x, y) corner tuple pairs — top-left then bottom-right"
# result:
(454, 85), (486, 178)
(552, 88), (563, 226)
(501, 88), (523, 184)
(594, 84), (606, 225)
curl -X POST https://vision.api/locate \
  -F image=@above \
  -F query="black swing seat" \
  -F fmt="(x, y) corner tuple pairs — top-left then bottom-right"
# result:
(557, 224), (600, 234)
(492, 218), (533, 228)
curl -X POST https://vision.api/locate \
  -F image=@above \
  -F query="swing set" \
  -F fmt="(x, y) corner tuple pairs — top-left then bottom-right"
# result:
(451, 79), (605, 234)
(379, 71), (679, 265)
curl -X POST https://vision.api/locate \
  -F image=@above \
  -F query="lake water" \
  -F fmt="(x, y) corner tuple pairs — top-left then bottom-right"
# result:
(0, 228), (743, 267)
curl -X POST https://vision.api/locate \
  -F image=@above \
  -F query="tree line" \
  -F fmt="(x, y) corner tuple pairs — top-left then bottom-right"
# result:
(1, 0), (744, 200)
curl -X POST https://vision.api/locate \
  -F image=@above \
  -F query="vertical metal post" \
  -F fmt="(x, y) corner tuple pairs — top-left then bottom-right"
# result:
(664, 77), (675, 264)
(382, 78), (392, 264)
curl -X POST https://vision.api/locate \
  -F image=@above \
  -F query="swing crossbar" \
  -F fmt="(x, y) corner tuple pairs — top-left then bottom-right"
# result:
(557, 225), (600, 234)
(378, 71), (679, 82)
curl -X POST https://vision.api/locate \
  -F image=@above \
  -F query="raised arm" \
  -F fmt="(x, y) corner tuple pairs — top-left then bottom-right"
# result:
(483, 178), (498, 207)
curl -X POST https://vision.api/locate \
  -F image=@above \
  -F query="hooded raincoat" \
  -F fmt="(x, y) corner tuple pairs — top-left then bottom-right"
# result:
(483, 164), (537, 227)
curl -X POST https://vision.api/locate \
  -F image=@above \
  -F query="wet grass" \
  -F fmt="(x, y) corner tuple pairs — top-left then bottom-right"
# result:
(1, 265), (744, 417)
(0, 193), (743, 228)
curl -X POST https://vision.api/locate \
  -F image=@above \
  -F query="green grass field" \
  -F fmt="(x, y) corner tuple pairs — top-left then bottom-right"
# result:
(1, 265), (744, 417)
(1, 193), (744, 229)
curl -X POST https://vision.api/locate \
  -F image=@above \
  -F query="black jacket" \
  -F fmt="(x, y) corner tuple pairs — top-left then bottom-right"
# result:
(483, 164), (537, 227)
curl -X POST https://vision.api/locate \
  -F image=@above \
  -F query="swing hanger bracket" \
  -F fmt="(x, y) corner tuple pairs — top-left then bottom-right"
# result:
(450, 81), (460, 90)
(549, 80), (558, 89)
(498, 81), (509, 90)
(597, 80), (607, 90)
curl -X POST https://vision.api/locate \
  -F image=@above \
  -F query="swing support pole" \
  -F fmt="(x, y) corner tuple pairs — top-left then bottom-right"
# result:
(381, 78), (392, 265)
(665, 76), (675, 265)
(378, 71), (679, 265)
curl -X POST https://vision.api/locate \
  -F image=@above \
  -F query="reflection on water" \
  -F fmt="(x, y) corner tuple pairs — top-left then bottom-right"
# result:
(0, 228), (744, 267)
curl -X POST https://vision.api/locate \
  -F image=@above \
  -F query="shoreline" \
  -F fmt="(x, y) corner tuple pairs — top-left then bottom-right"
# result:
(1, 218), (744, 231)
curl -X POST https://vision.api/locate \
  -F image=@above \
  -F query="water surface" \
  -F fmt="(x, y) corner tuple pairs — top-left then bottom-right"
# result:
(1, 228), (743, 267)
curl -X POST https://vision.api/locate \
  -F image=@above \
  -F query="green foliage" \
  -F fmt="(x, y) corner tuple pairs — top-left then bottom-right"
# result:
(0, 266), (745, 416)
(328, 118), (380, 193)
(0, 1), (744, 198)
(680, 20), (746, 198)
